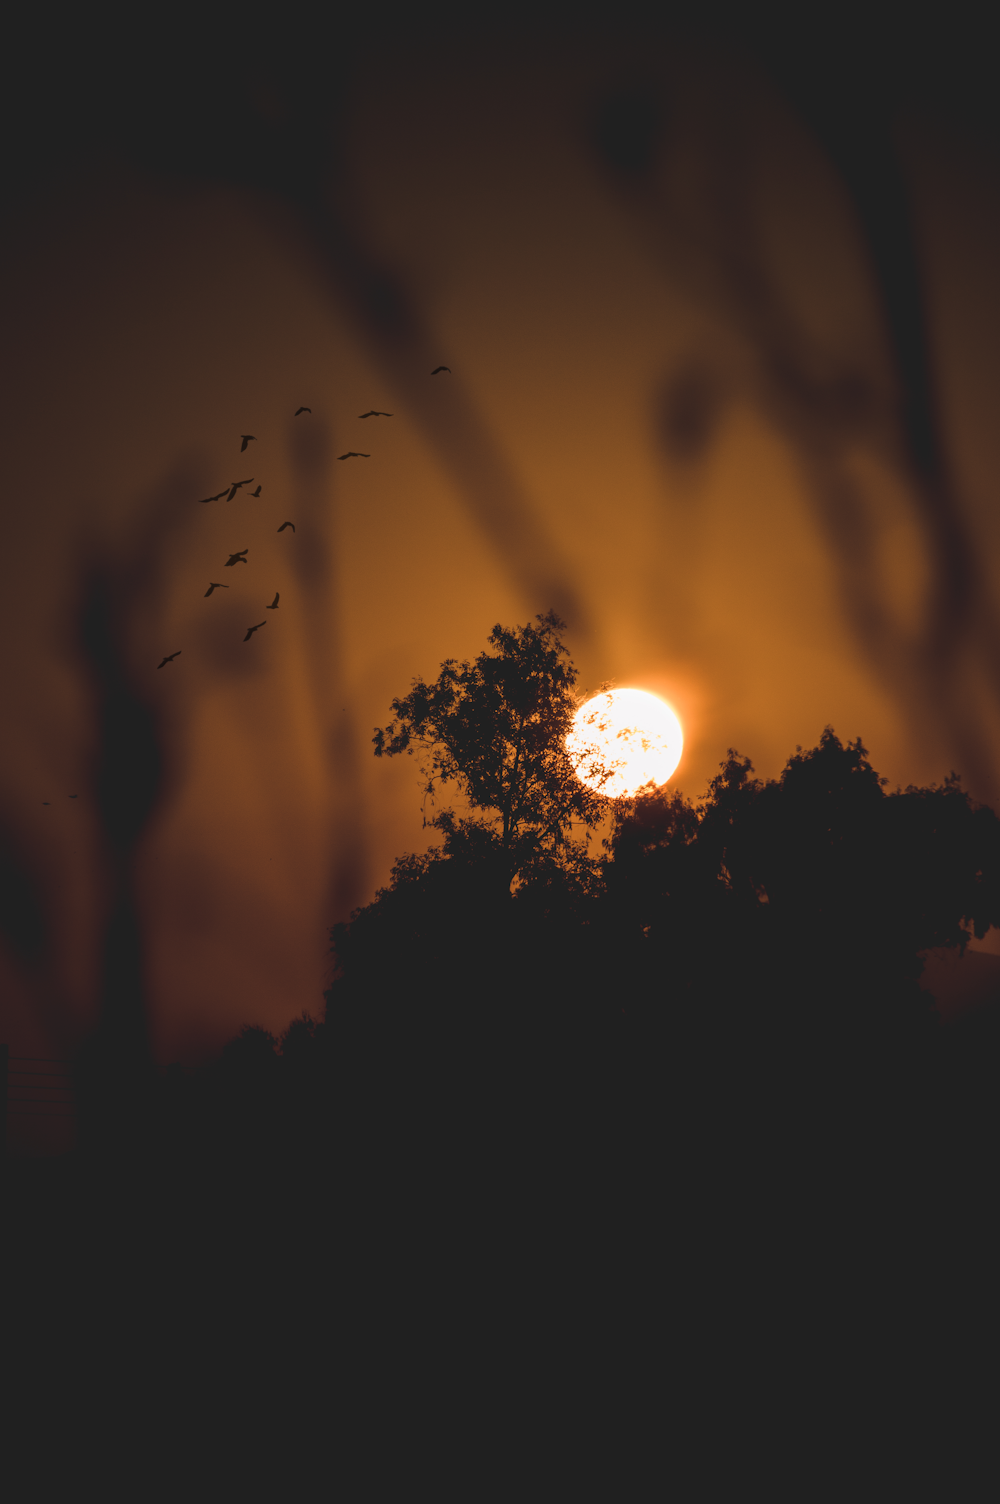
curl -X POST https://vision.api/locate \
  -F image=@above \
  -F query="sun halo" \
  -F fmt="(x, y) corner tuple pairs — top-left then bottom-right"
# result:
(566, 688), (684, 800)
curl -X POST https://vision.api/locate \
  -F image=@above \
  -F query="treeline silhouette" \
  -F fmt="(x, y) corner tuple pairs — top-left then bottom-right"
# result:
(7, 614), (1000, 1468)
(126, 614), (1000, 1326)
(157, 720), (1000, 1212)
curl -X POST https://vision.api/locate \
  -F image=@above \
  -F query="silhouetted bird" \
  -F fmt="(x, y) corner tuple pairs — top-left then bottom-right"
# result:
(338, 452), (370, 460)
(158, 651), (182, 668)
(431, 366), (451, 374)
(359, 410), (393, 418)
(69, 794), (78, 799)
(225, 550), (249, 567)
(204, 582), (229, 596)
(294, 407), (311, 416)
(244, 622), (266, 642)
(42, 801), (50, 806)
(226, 478), (254, 501)
(249, 485), (262, 497)
(277, 521), (296, 533)
(240, 435), (256, 452)
(266, 593), (279, 609)
(197, 488), (230, 504)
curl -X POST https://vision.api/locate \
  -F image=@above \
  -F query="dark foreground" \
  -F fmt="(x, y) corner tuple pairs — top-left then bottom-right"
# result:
(2, 984), (997, 1491)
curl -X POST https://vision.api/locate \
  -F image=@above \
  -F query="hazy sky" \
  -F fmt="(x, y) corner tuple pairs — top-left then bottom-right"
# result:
(3, 5), (1000, 1084)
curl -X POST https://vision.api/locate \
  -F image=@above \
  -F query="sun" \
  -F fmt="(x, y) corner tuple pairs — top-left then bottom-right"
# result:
(566, 688), (684, 800)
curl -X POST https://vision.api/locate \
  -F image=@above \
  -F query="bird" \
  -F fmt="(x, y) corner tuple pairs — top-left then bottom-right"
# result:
(42, 801), (51, 806)
(277, 521), (295, 533)
(158, 651), (182, 668)
(294, 406), (311, 416)
(244, 621), (266, 642)
(197, 488), (230, 505)
(204, 582), (229, 596)
(69, 794), (78, 799)
(226, 478), (254, 501)
(240, 435), (256, 452)
(225, 550), (249, 567)
(249, 485), (262, 497)
(431, 366), (451, 374)
(358, 410), (393, 418)
(266, 592), (279, 609)
(338, 452), (370, 460)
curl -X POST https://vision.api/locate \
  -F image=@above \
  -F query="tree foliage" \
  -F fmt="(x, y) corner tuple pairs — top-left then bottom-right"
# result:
(372, 610), (611, 892)
(604, 727), (1000, 1038)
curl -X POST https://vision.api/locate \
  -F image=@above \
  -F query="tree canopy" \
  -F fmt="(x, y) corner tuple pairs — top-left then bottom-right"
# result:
(372, 610), (611, 893)
(603, 728), (1000, 1049)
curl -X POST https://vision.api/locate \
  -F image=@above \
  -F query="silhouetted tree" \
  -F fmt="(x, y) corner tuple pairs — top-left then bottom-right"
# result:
(613, 730), (1000, 1027)
(372, 610), (612, 896)
(602, 727), (1000, 1219)
(322, 614), (630, 1219)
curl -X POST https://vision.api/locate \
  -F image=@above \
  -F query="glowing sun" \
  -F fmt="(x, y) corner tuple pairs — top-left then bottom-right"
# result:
(566, 688), (684, 800)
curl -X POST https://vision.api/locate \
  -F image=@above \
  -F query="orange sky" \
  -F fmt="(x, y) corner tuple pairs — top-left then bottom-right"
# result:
(3, 13), (1000, 1094)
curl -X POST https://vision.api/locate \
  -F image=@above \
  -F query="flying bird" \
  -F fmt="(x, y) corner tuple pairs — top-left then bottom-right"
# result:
(277, 521), (295, 533)
(225, 550), (249, 567)
(158, 651), (182, 668)
(226, 478), (254, 501)
(431, 366), (451, 374)
(266, 592), (279, 609)
(244, 621), (266, 642)
(197, 488), (230, 505)
(358, 410), (393, 418)
(240, 435), (256, 452)
(294, 407), (311, 416)
(204, 582), (229, 596)
(69, 794), (78, 799)
(249, 485), (262, 497)
(337, 452), (370, 460)
(42, 802), (51, 806)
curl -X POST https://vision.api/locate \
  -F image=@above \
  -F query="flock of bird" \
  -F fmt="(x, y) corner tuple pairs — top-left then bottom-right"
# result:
(155, 368), (452, 672)
(40, 370), (452, 804)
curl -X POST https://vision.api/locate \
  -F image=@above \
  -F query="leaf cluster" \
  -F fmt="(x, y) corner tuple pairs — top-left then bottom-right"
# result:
(373, 610), (612, 888)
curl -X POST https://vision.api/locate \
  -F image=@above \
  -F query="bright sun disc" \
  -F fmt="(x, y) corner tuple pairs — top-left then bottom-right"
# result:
(566, 688), (683, 800)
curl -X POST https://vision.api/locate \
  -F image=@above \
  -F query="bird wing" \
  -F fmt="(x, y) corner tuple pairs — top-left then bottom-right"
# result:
(295, 407), (311, 415)
(431, 366), (451, 373)
(269, 593), (279, 607)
